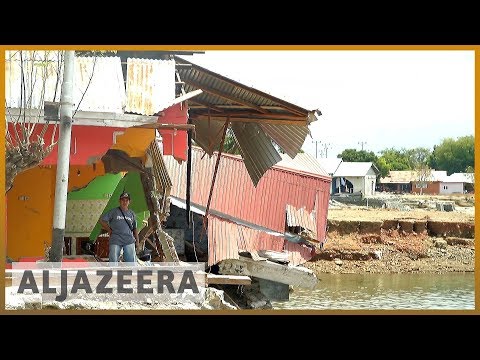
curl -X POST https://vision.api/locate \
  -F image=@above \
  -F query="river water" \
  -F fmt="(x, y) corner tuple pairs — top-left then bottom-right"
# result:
(271, 273), (475, 310)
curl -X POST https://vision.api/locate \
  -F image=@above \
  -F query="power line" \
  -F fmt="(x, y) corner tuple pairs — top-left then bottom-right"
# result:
(358, 141), (367, 151)
(322, 142), (331, 158)
(312, 140), (321, 159)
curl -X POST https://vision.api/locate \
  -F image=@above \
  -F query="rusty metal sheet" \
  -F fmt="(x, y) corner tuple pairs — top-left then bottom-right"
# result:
(125, 57), (175, 115)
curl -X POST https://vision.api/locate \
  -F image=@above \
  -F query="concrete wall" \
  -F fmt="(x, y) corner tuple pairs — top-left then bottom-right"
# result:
(439, 182), (464, 195)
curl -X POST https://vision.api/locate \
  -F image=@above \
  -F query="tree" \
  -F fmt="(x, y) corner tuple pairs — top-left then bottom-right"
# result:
(5, 51), (63, 192)
(221, 128), (242, 155)
(338, 148), (377, 163)
(5, 50), (104, 193)
(405, 147), (432, 195)
(377, 148), (412, 172)
(429, 135), (474, 175)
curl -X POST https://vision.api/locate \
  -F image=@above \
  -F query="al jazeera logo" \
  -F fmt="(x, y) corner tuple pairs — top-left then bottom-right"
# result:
(12, 262), (206, 303)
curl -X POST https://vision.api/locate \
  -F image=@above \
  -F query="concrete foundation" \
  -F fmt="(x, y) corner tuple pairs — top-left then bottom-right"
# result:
(257, 278), (290, 301)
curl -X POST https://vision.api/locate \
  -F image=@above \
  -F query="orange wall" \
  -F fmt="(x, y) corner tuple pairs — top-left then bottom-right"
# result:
(411, 181), (441, 195)
(6, 163), (105, 260)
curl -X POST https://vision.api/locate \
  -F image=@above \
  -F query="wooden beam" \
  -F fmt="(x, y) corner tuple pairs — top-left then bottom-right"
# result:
(190, 115), (307, 126)
(206, 274), (252, 286)
(218, 256), (318, 289)
(6, 108), (162, 128)
(133, 123), (195, 130)
(189, 99), (225, 113)
(183, 79), (270, 114)
(191, 112), (306, 121)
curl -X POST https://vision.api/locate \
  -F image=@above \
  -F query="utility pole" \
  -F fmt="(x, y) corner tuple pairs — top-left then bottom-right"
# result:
(358, 141), (367, 151)
(312, 140), (321, 159)
(322, 142), (331, 158)
(49, 51), (74, 262)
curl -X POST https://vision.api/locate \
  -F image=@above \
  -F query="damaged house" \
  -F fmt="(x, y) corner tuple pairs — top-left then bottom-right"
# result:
(5, 51), (327, 304)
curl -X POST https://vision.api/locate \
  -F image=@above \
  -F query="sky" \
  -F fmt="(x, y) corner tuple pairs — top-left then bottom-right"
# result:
(180, 50), (475, 159)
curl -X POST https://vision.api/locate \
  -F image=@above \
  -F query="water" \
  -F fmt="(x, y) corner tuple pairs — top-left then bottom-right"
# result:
(271, 273), (475, 310)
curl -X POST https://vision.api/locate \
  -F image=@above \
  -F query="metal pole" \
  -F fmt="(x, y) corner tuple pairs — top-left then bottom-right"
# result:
(49, 51), (74, 262)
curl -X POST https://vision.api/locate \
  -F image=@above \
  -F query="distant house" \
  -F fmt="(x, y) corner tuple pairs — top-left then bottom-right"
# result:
(379, 171), (417, 193)
(331, 162), (380, 196)
(437, 172), (474, 195)
(380, 170), (474, 195)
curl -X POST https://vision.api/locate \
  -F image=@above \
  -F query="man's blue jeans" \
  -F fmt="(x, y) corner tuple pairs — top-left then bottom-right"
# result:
(109, 243), (136, 264)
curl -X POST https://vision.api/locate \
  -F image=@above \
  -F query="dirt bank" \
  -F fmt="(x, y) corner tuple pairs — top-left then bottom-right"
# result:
(305, 202), (475, 276)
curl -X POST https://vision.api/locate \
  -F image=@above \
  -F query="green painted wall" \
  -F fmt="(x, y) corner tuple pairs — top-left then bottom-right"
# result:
(68, 173), (123, 200)
(89, 172), (149, 241)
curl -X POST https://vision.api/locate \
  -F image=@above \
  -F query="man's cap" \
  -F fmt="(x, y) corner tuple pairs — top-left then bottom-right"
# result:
(119, 192), (131, 200)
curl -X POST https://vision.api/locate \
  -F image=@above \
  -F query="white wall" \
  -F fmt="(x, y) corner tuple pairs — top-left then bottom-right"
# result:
(439, 182), (464, 194)
(364, 175), (377, 196)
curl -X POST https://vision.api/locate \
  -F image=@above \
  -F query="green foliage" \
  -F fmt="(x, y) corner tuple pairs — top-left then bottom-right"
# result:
(405, 147), (432, 169)
(222, 129), (242, 155)
(377, 148), (411, 171)
(429, 135), (474, 175)
(375, 157), (390, 178)
(75, 50), (117, 57)
(338, 149), (377, 163)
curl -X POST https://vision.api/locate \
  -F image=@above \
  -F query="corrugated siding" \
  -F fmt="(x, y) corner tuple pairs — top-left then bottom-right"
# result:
(260, 123), (309, 159)
(284, 241), (314, 266)
(164, 146), (331, 240)
(125, 57), (175, 115)
(207, 215), (284, 266)
(5, 51), (126, 113)
(231, 122), (282, 186)
(286, 204), (316, 235)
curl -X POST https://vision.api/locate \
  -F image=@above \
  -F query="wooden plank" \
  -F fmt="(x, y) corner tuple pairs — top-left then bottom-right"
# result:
(207, 273), (251, 286)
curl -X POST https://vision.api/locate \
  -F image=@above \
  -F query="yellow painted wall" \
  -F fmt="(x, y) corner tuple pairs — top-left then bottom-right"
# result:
(6, 166), (55, 260)
(112, 128), (154, 158)
(6, 162), (105, 260)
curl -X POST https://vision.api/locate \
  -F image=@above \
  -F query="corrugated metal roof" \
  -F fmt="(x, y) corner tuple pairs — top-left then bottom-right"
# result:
(191, 118), (226, 155)
(231, 122), (282, 186)
(164, 146), (331, 244)
(317, 158), (343, 175)
(175, 55), (321, 186)
(125, 57), (175, 115)
(334, 162), (379, 177)
(380, 170), (417, 184)
(5, 51), (126, 113)
(259, 123), (310, 159)
(285, 204), (317, 235)
(175, 56), (314, 119)
(380, 170), (452, 184)
(275, 153), (329, 177)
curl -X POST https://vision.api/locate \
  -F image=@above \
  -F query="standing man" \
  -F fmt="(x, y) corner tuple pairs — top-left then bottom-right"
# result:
(99, 192), (140, 264)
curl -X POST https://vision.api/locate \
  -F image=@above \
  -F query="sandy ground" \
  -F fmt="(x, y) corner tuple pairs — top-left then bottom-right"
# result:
(306, 194), (475, 276)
